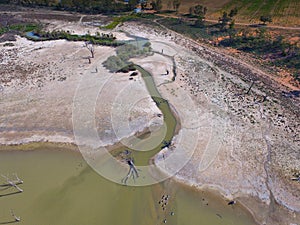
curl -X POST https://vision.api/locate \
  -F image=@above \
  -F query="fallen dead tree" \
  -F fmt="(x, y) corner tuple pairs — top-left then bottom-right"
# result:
(121, 156), (139, 185)
(0, 174), (23, 192)
(11, 209), (21, 222)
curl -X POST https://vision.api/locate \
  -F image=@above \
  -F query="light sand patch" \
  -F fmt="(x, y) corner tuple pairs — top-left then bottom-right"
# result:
(0, 34), (162, 146)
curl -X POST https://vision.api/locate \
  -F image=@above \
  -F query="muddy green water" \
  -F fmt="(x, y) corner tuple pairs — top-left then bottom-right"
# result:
(0, 148), (257, 225)
(1, 36), (256, 225)
(110, 65), (177, 166)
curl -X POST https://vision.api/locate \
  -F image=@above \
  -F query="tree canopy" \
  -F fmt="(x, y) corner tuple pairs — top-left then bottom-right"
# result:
(6, 0), (131, 13)
(260, 15), (273, 24)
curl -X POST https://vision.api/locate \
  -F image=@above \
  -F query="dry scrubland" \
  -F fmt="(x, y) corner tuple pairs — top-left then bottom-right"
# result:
(163, 0), (300, 26)
(0, 8), (299, 225)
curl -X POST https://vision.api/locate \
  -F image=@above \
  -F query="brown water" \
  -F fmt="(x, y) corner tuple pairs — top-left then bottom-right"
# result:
(0, 146), (257, 225)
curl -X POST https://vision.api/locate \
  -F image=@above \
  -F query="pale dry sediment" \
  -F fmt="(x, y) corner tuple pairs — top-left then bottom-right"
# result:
(0, 34), (163, 147)
(120, 22), (300, 225)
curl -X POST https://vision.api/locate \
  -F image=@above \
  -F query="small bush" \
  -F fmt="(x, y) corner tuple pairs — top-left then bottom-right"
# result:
(3, 42), (14, 47)
(103, 55), (127, 72)
(103, 42), (153, 73)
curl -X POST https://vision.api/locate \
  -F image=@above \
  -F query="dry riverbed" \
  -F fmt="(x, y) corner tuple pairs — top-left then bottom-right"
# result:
(0, 9), (299, 225)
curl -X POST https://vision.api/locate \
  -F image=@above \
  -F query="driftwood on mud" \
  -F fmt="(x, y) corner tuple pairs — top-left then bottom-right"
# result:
(121, 158), (139, 185)
(10, 209), (21, 222)
(1, 174), (23, 193)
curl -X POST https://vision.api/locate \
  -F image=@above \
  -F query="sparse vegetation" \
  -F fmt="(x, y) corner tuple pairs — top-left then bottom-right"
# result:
(27, 30), (122, 46)
(5, 0), (130, 13)
(217, 0), (300, 26)
(102, 15), (138, 30)
(160, 17), (225, 40)
(220, 29), (300, 81)
(102, 14), (158, 30)
(0, 23), (40, 36)
(160, 16), (300, 82)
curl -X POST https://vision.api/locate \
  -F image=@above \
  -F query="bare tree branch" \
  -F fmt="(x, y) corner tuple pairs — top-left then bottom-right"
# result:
(10, 209), (21, 222)
(1, 174), (23, 192)
(84, 41), (95, 58)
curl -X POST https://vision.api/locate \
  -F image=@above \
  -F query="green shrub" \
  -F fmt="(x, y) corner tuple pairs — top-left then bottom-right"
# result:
(103, 42), (153, 73)
(103, 55), (127, 72)
(3, 42), (14, 47)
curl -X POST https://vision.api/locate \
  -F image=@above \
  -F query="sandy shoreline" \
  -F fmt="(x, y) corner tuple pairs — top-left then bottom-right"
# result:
(1, 9), (299, 225)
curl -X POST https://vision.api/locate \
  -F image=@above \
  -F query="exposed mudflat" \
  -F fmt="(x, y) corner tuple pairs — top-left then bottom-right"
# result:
(120, 21), (300, 225)
(0, 35), (162, 146)
(0, 8), (299, 225)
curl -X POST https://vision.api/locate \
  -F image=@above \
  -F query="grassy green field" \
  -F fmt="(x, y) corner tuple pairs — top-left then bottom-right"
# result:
(162, 0), (300, 26)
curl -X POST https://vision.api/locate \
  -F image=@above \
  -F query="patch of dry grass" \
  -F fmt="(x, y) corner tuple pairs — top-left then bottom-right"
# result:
(162, 0), (300, 26)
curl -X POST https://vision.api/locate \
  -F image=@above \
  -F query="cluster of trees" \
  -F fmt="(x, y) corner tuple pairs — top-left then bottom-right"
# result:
(150, 0), (180, 12)
(219, 28), (300, 81)
(189, 5), (207, 27)
(28, 29), (121, 46)
(218, 7), (238, 31)
(5, 0), (182, 12)
(5, 0), (134, 12)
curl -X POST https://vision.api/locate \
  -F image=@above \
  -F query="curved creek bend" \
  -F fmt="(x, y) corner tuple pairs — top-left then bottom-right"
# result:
(0, 35), (258, 225)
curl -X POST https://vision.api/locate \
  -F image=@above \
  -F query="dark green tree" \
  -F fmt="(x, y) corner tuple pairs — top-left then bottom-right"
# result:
(193, 5), (207, 27)
(229, 7), (238, 18)
(193, 4), (207, 16)
(260, 15), (272, 24)
(218, 11), (231, 31)
(218, 8), (238, 31)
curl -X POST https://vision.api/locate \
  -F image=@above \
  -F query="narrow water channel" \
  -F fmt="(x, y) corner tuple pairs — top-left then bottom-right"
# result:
(110, 65), (177, 166)
(0, 33), (257, 225)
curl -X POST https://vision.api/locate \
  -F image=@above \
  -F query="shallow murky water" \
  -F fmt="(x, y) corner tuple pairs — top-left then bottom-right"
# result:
(0, 147), (257, 225)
